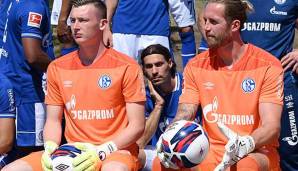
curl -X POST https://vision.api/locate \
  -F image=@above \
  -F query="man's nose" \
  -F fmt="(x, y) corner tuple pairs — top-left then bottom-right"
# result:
(72, 21), (80, 29)
(152, 66), (158, 75)
(204, 21), (211, 31)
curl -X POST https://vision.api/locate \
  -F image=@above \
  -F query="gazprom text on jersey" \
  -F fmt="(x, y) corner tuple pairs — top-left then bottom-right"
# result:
(242, 22), (281, 32)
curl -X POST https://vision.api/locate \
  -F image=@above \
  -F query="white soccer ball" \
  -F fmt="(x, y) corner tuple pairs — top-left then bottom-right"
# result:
(51, 144), (82, 171)
(161, 120), (209, 169)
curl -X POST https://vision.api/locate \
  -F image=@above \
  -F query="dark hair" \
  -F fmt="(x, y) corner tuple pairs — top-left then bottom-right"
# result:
(140, 44), (176, 77)
(207, 0), (253, 28)
(71, 0), (107, 19)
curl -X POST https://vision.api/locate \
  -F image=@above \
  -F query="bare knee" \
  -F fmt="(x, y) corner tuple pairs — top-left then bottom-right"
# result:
(235, 153), (269, 171)
(102, 161), (129, 171)
(2, 159), (33, 171)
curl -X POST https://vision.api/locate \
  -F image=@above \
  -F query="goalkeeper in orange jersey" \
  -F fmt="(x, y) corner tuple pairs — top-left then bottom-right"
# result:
(156, 0), (284, 170)
(3, 1), (146, 171)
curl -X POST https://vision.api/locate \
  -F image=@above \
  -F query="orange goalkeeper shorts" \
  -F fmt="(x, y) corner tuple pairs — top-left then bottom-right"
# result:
(21, 143), (140, 171)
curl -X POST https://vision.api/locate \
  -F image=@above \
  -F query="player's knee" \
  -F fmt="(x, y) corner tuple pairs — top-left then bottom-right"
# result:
(102, 161), (129, 171)
(152, 157), (164, 171)
(236, 155), (268, 171)
(2, 159), (33, 171)
(152, 157), (193, 171)
(151, 157), (172, 171)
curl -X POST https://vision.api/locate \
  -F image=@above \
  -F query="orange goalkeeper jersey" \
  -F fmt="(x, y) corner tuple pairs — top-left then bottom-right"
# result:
(179, 44), (284, 166)
(45, 48), (146, 145)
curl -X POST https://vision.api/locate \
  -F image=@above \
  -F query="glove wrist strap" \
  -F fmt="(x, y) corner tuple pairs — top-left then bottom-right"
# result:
(105, 141), (118, 153)
(245, 135), (255, 153)
(44, 141), (58, 153)
(96, 141), (118, 159)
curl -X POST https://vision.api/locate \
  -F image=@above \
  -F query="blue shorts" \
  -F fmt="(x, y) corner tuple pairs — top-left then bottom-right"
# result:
(0, 148), (17, 168)
(0, 74), (16, 117)
(16, 102), (45, 147)
(198, 38), (208, 52)
(279, 71), (298, 171)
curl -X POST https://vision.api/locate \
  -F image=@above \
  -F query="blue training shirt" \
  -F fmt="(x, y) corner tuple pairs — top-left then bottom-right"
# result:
(0, 0), (54, 105)
(241, 0), (298, 59)
(0, 73), (15, 118)
(112, 0), (170, 36)
(241, 2), (298, 170)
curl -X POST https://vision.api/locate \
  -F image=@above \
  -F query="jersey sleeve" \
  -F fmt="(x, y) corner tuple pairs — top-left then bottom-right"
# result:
(168, 0), (195, 27)
(259, 64), (284, 105)
(45, 62), (64, 105)
(18, 1), (48, 40)
(179, 64), (200, 104)
(0, 78), (16, 118)
(122, 64), (146, 102)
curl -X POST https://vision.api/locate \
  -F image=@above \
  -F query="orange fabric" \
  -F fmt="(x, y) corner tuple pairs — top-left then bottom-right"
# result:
(179, 44), (283, 170)
(45, 48), (146, 145)
(21, 151), (43, 171)
(103, 151), (140, 171)
(197, 147), (280, 171)
(152, 157), (194, 171)
(20, 146), (141, 171)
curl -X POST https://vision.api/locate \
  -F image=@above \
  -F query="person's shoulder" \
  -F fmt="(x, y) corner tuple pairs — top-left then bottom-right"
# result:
(13, 0), (48, 18)
(16, 0), (45, 8)
(48, 50), (78, 69)
(185, 50), (213, 69)
(248, 44), (282, 68)
(105, 48), (140, 67)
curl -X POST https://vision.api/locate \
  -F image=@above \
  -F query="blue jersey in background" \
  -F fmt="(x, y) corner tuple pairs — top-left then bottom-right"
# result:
(112, 0), (170, 36)
(0, 0), (54, 105)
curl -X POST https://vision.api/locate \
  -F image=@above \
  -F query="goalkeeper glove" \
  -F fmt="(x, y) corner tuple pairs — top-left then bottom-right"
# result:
(73, 141), (117, 171)
(214, 122), (255, 171)
(156, 134), (179, 170)
(41, 141), (58, 171)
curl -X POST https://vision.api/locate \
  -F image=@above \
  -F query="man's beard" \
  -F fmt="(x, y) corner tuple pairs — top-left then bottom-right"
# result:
(206, 31), (231, 49)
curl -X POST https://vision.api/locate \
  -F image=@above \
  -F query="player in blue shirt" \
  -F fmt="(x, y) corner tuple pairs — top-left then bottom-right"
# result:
(107, 0), (170, 61)
(106, 0), (196, 65)
(137, 44), (200, 171)
(0, 73), (16, 169)
(0, 0), (54, 155)
(199, 1), (298, 170)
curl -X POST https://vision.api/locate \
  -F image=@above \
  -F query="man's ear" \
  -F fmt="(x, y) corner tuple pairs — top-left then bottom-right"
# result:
(168, 58), (174, 68)
(231, 19), (241, 32)
(99, 19), (108, 30)
(142, 67), (149, 78)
